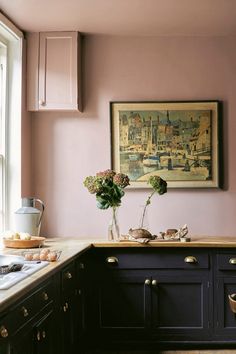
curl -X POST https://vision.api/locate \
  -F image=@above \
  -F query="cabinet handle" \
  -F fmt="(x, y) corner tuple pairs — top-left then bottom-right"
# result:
(184, 256), (197, 264)
(106, 257), (118, 264)
(79, 263), (85, 269)
(145, 279), (151, 285)
(21, 306), (29, 317)
(39, 99), (46, 106)
(152, 279), (157, 286)
(63, 302), (69, 312)
(36, 330), (41, 341)
(42, 330), (46, 339)
(0, 326), (8, 338)
(42, 292), (49, 301)
(229, 258), (236, 265)
(66, 271), (72, 279)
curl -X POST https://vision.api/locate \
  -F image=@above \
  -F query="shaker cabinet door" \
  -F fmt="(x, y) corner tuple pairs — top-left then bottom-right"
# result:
(95, 275), (151, 331)
(151, 274), (210, 340)
(27, 31), (82, 111)
(38, 32), (78, 111)
(215, 277), (236, 338)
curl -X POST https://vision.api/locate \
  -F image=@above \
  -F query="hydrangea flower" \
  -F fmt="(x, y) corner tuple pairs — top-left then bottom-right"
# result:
(84, 170), (130, 210)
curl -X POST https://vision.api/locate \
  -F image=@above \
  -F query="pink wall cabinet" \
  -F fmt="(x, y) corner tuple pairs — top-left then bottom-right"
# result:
(27, 31), (82, 112)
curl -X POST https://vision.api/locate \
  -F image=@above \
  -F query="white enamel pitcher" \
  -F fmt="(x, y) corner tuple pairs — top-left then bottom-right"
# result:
(15, 198), (45, 236)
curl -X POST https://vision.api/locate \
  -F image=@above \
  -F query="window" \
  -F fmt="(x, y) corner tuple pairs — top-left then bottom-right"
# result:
(0, 14), (23, 233)
(0, 39), (7, 232)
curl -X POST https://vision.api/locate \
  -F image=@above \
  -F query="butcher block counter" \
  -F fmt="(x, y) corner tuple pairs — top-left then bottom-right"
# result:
(1, 235), (236, 308)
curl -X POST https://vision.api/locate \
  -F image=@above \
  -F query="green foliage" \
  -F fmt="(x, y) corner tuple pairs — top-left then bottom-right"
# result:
(84, 169), (129, 210)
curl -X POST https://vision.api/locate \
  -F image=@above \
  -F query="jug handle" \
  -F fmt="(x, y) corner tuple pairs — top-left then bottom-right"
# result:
(35, 199), (45, 227)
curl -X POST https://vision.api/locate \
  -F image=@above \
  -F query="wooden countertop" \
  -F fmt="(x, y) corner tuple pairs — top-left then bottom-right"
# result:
(1, 236), (236, 312)
(92, 236), (236, 248)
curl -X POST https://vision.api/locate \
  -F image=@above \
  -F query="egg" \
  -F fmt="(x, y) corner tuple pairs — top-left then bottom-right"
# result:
(32, 253), (40, 261)
(40, 249), (49, 255)
(39, 253), (47, 261)
(47, 252), (57, 262)
(24, 253), (33, 261)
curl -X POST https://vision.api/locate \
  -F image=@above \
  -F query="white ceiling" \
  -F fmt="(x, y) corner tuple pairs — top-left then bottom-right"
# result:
(0, 0), (236, 36)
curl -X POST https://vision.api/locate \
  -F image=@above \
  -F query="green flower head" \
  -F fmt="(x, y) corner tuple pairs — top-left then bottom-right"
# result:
(84, 170), (129, 210)
(148, 176), (167, 195)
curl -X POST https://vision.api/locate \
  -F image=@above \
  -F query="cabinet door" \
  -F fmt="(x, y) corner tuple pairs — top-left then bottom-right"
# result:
(38, 32), (78, 110)
(61, 263), (77, 354)
(9, 327), (32, 354)
(0, 342), (9, 354)
(151, 273), (210, 340)
(215, 277), (236, 338)
(33, 309), (54, 354)
(94, 275), (151, 332)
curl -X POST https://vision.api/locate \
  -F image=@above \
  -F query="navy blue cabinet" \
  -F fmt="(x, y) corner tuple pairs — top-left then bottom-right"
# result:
(88, 248), (212, 346)
(150, 273), (210, 340)
(214, 252), (236, 340)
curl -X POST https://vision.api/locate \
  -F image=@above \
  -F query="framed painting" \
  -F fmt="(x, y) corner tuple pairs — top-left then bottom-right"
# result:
(110, 101), (222, 189)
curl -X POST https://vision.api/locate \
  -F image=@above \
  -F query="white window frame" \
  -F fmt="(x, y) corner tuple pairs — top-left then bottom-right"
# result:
(0, 38), (7, 232)
(0, 13), (23, 233)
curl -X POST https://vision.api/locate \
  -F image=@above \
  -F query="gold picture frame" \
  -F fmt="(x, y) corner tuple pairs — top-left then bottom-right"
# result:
(110, 101), (222, 189)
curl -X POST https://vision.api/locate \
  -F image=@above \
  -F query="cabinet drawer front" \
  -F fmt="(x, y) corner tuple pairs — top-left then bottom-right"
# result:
(217, 254), (236, 270)
(0, 280), (54, 339)
(62, 263), (76, 294)
(97, 250), (209, 269)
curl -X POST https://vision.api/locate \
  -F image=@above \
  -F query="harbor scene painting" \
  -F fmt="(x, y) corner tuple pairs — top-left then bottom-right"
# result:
(111, 102), (220, 188)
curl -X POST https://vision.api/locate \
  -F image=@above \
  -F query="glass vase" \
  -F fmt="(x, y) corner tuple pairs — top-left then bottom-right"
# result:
(108, 207), (120, 241)
(139, 204), (149, 230)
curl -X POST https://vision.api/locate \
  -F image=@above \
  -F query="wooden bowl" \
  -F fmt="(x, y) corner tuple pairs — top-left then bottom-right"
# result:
(3, 236), (46, 249)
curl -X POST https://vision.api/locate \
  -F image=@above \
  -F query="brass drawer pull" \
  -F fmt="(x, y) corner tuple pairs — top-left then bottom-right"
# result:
(144, 279), (151, 285)
(66, 271), (72, 279)
(229, 258), (236, 265)
(21, 306), (29, 317)
(63, 302), (69, 312)
(0, 325), (8, 338)
(42, 330), (46, 339)
(36, 330), (41, 341)
(106, 257), (118, 264)
(42, 292), (49, 301)
(184, 256), (197, 264)
(79, 263), (85, 269)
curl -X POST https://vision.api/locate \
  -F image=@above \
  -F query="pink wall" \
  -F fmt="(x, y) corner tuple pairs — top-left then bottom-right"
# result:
(31, 35), (236, 238)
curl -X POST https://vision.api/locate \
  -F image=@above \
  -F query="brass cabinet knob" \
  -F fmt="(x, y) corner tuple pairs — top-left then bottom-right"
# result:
(66, 271), (72, 279)
(42, 330), (46, 339)
(229, 258), (236, 265)
(145, 279), (151, 285)
(152, 280), (157, 286)
(42, 292), (49, 301)
(184, 256), (197, 264)
(79, 263), (85, 269)
(63, 302), (69, 312)
(106, 257), (118, 264)
(21, 306), (29, 317)
(0, 326), (8, 338)
(36, 330), (41, 341)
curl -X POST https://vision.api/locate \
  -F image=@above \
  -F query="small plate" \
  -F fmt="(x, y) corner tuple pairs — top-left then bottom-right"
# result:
(3, 236), (46, 249)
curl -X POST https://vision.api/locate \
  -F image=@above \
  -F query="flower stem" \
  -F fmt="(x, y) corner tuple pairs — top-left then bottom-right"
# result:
(140, 191), (155, 228)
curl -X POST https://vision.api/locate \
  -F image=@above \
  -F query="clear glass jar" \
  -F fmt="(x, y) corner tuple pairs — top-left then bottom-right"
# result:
(108, 207), (120, 241)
